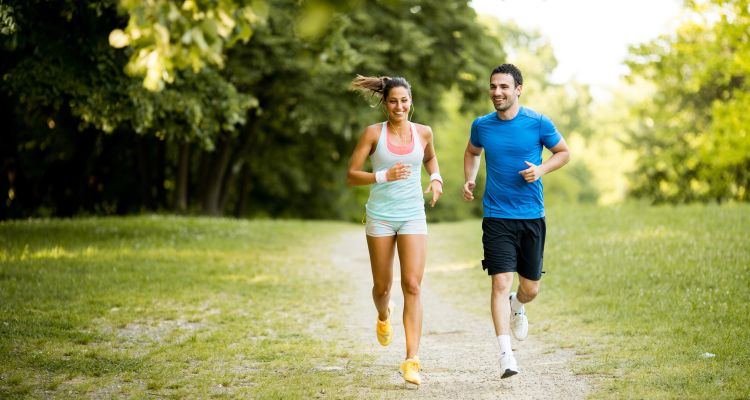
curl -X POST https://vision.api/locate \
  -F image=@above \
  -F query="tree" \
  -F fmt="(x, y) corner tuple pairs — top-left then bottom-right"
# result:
(0, 0), (509, 219)
(199, 0), (502, 219)
(1, 0), (260, 216)
(625, 0), (750, 203)
(109, 0), (267, 91)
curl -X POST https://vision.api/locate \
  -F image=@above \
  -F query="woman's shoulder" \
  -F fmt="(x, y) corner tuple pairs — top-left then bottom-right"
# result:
(411, 122), (434, 140)
(360, 122), (383, 140)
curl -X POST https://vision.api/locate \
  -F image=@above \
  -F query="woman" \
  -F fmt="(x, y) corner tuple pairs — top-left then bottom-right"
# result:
(346, 75), (443, 386)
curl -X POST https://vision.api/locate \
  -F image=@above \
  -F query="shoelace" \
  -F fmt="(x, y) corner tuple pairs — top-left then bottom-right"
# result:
(404, 360), (421, 371)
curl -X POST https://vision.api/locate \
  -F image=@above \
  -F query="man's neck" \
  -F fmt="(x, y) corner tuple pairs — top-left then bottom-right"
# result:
(496, 104), (521, 121)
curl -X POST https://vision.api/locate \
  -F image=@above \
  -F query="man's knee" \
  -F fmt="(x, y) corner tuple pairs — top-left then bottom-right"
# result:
(518, 282), (540, 301)
(491, 273), (514, 294)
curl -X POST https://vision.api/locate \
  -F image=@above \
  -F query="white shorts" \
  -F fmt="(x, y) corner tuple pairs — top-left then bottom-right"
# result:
(365, 217), (427, 237)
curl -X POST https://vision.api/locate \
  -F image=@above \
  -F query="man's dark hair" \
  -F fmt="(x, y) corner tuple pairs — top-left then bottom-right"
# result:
(491, 64), (523, 87)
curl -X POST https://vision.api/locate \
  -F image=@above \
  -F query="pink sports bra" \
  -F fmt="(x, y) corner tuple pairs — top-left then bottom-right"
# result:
(387, 124), (415, 155)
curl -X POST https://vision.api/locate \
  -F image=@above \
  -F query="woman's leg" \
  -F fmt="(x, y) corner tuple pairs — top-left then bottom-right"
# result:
(366, 235), (397, 321)
(396, 234), (426, 359)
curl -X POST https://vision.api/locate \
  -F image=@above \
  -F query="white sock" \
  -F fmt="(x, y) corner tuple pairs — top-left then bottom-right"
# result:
(510, 293), (525, 314)
(497, 335), (512, 355)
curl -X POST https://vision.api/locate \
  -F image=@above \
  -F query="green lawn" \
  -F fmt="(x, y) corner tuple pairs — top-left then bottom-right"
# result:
(0, 217), (371, 399)
(426, 203), (750, 399)
(2, 205), (749, 398)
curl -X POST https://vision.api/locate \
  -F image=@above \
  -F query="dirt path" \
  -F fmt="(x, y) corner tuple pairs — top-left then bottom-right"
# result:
(330, 228), (591, 399)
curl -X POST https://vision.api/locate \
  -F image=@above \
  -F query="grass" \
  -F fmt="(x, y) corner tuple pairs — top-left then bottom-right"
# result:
(2, 205), (748, 398)
(0, 216), (375, 399)
(425, 203), (750, 399)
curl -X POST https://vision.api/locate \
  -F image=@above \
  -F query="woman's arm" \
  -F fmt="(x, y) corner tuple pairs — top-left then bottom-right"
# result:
(347, 125), (379, 186)
(420, 125), (443, 207)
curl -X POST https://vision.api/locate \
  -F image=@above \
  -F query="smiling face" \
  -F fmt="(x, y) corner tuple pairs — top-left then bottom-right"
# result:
(489, 72), (522, 113)
(384, 86), (412, 123)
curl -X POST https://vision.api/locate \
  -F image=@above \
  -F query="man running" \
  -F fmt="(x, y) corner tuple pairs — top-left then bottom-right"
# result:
(463, 63), (570, 378)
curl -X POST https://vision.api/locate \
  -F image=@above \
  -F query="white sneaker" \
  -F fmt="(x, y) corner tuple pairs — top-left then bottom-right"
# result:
(499, 352), (518, 379)
(511, 311), (528, 340)
(509, 293), (528, 340)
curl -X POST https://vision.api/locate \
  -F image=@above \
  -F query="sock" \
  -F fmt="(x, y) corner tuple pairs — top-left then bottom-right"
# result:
(510, 293), (525, 314)
(497, 334), (512, 355)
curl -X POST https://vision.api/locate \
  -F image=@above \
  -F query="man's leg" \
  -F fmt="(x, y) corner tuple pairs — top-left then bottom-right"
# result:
(516, 276), (540, 303)
(511, 217), (546, 340)
(510, 276), (540, 340)
(491, 272), (514, 336)
(491, 272), (518, 378)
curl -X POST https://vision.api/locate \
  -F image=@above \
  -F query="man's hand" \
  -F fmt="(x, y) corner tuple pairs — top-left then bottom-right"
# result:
(463, 181), (476, 201)
(519, 161), (543, 183)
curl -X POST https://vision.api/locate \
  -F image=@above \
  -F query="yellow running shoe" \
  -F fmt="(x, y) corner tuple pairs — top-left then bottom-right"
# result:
(376, 302), (394, 346)
(400, 357), (421, 385)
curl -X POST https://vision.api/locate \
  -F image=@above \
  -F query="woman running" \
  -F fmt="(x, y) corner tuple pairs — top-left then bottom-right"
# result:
(347, 74), (443, 386)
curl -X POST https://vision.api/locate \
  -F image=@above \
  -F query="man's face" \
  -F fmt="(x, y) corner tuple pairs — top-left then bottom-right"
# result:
(489, 73), (521, 112)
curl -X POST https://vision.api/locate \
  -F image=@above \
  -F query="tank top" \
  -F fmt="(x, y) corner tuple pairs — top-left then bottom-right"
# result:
(366, 122), (425, 221)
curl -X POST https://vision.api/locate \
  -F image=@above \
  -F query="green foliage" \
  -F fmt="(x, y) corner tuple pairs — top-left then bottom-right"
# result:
(1, 0), (255, 146)
(0, 3), (16, 35)
(219, 0), (502, 220)
(111, 0), (268, 91)
(0, 0), (595, 219)
(625, 0), (750, 203)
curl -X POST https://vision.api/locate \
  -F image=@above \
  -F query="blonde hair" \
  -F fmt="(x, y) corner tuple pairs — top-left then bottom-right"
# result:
(350, 74), (412, 104)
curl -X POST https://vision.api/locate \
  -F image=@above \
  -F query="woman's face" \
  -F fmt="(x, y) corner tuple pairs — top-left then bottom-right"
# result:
(384, 86), (411, 123)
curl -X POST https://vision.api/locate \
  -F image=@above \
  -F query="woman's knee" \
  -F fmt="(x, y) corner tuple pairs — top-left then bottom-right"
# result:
(401, 279), (421, 297)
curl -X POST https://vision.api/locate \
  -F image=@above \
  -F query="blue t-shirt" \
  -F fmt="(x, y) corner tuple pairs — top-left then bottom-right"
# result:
(469, 107), (562, 219)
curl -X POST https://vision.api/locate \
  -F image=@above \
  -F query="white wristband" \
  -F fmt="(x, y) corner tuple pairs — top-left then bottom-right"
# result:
(375, 170), (388, 183)
(430, 172), (443, 184)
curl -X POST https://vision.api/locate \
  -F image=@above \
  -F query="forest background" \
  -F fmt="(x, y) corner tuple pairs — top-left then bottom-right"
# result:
(1, 0), (748, 221)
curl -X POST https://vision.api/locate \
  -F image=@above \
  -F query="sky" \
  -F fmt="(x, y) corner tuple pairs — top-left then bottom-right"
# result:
(470, 0), (683, 98)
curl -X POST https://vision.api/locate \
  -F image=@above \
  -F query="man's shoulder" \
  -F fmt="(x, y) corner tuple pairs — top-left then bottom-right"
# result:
(517, 106), (545, 121)
(474, 112), (496, 123)
(472, 112), (497, 129)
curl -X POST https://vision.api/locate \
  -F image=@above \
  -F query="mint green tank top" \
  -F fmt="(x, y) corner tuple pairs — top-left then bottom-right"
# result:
(366, 122), (425, 221)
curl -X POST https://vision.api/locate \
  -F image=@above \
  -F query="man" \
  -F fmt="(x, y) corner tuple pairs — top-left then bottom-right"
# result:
(463, 63), (570, 378)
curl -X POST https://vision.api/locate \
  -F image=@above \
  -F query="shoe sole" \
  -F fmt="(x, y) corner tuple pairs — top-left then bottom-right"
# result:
(399, 372), (421, 388)
(501, 368), (518, 379)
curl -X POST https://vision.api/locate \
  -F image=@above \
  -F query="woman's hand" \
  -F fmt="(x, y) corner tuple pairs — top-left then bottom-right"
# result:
(387, 162), (412, 181)
(425, 180), (443, 207)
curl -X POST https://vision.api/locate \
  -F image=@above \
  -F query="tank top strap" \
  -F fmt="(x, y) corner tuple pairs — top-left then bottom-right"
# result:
(410, 122), (422, 149)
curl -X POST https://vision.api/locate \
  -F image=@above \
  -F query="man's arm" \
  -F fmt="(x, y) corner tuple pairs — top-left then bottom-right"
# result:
(518, 138), (571, 183)
(463, 141), (483, 201)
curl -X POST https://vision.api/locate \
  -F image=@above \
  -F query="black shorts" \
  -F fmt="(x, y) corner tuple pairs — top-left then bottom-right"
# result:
(481, 217), (546, 280)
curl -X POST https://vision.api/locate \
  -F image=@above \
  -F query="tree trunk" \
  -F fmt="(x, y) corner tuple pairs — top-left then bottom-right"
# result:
(234, 164), (250, 218)
(155, 139), (166, 209)
(174, 142), (190, 213)
(134, 137), (153, 210)
(202, 137), (233, 215)
(219, 118), (259, 214)
(218, 159), (242, 213)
